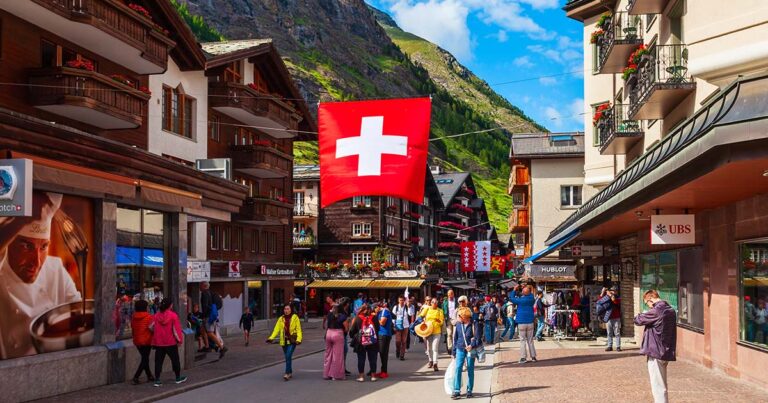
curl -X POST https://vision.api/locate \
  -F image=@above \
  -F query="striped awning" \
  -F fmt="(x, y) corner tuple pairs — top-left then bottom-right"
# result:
(307, 279), (373, 289)
(368, 279), (424, 289)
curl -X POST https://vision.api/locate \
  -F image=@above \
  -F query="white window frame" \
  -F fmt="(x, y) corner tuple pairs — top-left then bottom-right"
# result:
(352, 196), (372, 207)
(561, 185), (583, 208)
(352, 222), (372, 237)
(353, 253), (372, 265)
(387, 222), (395, 237)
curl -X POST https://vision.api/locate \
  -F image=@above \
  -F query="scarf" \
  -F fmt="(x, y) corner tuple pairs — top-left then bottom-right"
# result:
(283, 314), (292, 342)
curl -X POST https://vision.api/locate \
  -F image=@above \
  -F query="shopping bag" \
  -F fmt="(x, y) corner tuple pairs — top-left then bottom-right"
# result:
(444, 358), (457, 395)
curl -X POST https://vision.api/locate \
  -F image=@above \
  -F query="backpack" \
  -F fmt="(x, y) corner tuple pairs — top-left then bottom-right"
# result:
(360, 319), (378, 346)
(483, 303), (497, 321)
(596, 296), (613, 323)
(213, 293), (223, 310)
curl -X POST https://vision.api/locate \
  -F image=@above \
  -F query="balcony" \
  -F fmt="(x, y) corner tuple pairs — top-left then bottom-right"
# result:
(28, 66), (149, 129)
(509, 208), (529, 233)
(597, 104), (643, 155)
(595, 12), (643, 74)
(447, 203), (472, 219)
(237, 197), (291, 225)
(293, 206), (317, 218)
(230, 145), (292, 179)
(293, 235), (316, 249)
(508, 165), (530, 192)
(7, 0), (174, 74)
(209, 82), (302, 139)
(627, 0), (669, 15)
(628, 44), (696, 120)
(564, 0), (617, 21)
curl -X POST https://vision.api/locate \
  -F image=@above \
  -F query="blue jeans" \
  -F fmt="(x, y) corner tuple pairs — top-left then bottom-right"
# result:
(484, 321), (497, 343)
(535, 316), (546, 338)
(453, 348), (475, 393)
(500, 317), (514, 339)
(282, 344), (296, 374)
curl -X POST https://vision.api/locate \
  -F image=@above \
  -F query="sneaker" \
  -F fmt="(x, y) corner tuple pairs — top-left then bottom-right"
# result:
(219, 346), (229, 358)
(379, 372), (389, 379)
(617, 347), (622, 352)
(153, 381), (162, 387)
(531, 357), (538, 363)
(451, 392), (461, 400)
(345, 370), (352, 376)
(175, 376), (187, 384)
(466, 392), (474, 398)
(605, 347), (613, 352)
(283, 374), (290, 381)
(356, 377), (365, 382)
(370, 376), (378, 382)
(519, 358), (527, 364)
(131, 378), (140, 385)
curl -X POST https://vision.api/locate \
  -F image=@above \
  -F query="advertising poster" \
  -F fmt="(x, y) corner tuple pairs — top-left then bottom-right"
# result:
(0, 191), (95, 359)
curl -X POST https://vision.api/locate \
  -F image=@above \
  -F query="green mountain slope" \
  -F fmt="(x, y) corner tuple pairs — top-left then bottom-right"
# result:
(175, 0), (546, 233)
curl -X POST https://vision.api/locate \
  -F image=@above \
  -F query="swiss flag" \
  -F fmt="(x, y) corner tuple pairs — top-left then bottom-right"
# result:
(461, 242), (476, 272)
(318, 98), (431, 207)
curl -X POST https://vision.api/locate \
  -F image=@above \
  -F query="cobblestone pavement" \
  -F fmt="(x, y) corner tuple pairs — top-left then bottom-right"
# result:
(491, 337), (768, 403)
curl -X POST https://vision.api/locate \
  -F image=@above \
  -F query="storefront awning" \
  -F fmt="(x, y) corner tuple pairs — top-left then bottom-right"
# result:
(307, 279), (373, 289)
(523, 230), (580, 264)
(247, 281), (262, 288)
(116, 246), (163, 267)
(368, 279), (424, 289)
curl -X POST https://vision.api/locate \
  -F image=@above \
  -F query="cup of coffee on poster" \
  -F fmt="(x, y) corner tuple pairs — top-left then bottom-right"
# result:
(0, 191), (95, 359)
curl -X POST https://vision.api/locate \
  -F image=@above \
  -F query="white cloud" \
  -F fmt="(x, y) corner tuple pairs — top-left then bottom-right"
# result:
(513, 55), (534, 68)
(466, 0), (555, 40)
(539, 76), (558, 86)
(569, 98), (585, 124)
(496, 30), (509, 43)
(519, 0), (559, 10)
(544, 106), (563, 127)
(390, 0), (473, 61)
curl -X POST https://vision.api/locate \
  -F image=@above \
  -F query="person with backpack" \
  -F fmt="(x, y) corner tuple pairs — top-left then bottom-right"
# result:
(597, 286), (622, 351)
(480, 296), (499, 344)
(130, 299), (154, 385)
(451, 306), (481, 399)
(392, 295), (413, 361)
(420, 296), (445, 372)
(267, 304), (303, 381)
(207, 293), (228, 358)
(499, 297), (516, 341)
(509, 285), (537, 363)
(239, 306), (255, 346)
(375, 301), (394, 378)
(349, 303), (380, 382)
(151, 298), (187, 386)
(534, 291), (547, 341)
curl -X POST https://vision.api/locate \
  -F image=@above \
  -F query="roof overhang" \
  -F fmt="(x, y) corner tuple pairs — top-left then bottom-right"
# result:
(546, 74), (768, 245)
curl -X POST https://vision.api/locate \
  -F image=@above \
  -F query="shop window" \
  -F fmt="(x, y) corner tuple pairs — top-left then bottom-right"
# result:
(561, 185), (582, 207)
(353, 253), (372, 265)
(741, 241), (768, 347)
(209, 224), (220, 250)
(640, 252), (679, 312)
(162, 85), (195, 138)
(116, 207), (167, 339)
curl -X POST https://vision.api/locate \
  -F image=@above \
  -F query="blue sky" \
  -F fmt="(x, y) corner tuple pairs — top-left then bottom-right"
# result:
(366, 0), (585, 132)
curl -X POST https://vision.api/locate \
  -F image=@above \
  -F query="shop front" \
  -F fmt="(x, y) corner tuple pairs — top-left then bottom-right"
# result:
(543, 75), (768, 388)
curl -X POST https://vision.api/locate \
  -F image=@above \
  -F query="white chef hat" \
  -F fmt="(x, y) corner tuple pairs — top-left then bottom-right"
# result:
(17, 192), (63, 239)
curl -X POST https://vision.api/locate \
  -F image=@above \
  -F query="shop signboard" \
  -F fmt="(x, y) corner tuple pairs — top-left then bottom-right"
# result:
(260, 266), (295, 276)
(0, 158), (32, 217)
(228, 261), (242, 278)
(651, 215), (695, 245)
(529, 264), (577, 281)
(0, 191), (95, 360)
(187, 261), (211, 283)
(383, 270), (418, 278)
(572, 245), (603, 257)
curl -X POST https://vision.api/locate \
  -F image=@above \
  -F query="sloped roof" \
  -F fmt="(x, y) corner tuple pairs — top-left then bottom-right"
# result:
(293, 164), (320, 181)
(201, 39), (273, 58)
(510, 132), (585, 159)
(434, 172), (470, 207)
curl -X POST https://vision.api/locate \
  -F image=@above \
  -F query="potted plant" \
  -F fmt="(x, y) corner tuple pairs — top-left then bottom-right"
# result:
(622, 63), (638, 81)
(593, 102), (611, 126)
(595, 13), (611, 30)
(65, 59), (95, 71)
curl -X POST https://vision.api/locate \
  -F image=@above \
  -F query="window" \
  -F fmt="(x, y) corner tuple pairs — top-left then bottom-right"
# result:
(403, 202), (409, 213)
(260, 231), (267, 253)
(162, 86), (195, 138)
(352, 196), (372, 207)
(209, 224), (220, 250)
(250, 230), (257, 253)
(223, 61), (242, 83)
(41, 40), (57, 67)
(640, 252), (679, 312)
(353, 253), (372, 265)
(222, 226), (231, 251)
(386, 196), (396, 208)
(387, 223), (395, 237)
(678, 248), (704, 330)
(294, 192), (305, 215)
(352, 223), (372, 237)
(267, 232), (277, 254)
(741, 241), (768, 348)
(233, 227), (243, 251)
(561, 186), (582, 207)
(512, 192), (525, 207)
(402, 227), (409, 242)
(209, 115), (220, 141)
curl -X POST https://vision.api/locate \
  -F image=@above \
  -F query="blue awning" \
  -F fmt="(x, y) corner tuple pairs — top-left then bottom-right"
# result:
(116, 246), (164, 267)
(522, 230), (580, 264)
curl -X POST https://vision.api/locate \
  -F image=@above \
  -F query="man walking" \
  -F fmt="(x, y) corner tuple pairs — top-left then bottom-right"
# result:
(481, 296), (499, 344)
(443, 289), (458, 351)
(509, 285), (536, 363)
(392, 295), (413, 360)
(499, 297), (516, 341)
(534, 291), (546, 341)
(598, 286), (622, 351)
(634, 290), (677, 403)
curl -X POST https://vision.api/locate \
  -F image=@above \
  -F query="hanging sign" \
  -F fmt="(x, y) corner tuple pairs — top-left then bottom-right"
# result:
(187, 261), (211, 283)
(228, 261), (242, 278)
(651, 215), (695, 245)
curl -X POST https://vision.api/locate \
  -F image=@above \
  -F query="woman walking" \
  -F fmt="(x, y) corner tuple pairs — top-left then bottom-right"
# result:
(420, 296), (445, 372)
(451, 306), (480, 399)
(130, 300), (154, 385)
(151, 298), (186, 386)
(323, 301), (348, 380)
(349, 304), (380, 382)
(267, 304), (303, 381)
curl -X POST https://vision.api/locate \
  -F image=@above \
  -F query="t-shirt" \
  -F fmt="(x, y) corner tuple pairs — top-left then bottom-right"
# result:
(392, 304), (414, 330)
(377, 308), (393, 336)
(447, 299), (457, 321)
(326, 312), (347, 329)
(609, 297), (622, 320)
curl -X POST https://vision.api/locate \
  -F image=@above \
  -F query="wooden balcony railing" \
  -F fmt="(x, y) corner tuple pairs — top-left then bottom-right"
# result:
(230, 145), (292, 178)
(31, 0), (174, 73)
(28, 66), (149, 129)
(510, 208), (529, 231)
(239, 197), (292, 223)
(209, 82), (301, 136)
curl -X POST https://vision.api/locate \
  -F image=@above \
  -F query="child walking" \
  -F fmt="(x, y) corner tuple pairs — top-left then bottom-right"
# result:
(240, 307), (255, 346)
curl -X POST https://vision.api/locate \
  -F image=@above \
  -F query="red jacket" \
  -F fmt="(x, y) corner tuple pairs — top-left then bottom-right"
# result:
(151, 310), (183, 347)
(131, 312), (153, 346)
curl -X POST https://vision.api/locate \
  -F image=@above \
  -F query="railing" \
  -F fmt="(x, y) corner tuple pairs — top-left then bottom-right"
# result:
(629, 44), (692, 118)
(597, 12), (642, 72)
(34, 0), (171, 67)
(598, 104), (643, 153)
(509, 165), (529, 189)
(293, 207), (317, 217)
(209, 82), (300, 130)
(293, 235), (316, 247)
(230, 145), (292, 174)
(28, 66), (149, 126)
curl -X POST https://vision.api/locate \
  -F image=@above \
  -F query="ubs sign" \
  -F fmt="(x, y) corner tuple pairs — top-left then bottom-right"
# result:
(651, 215), (695, 245)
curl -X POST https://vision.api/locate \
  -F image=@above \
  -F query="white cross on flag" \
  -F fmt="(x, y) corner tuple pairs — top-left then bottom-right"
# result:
(460, 241), (491, 272)
(318, 98), (431, 207)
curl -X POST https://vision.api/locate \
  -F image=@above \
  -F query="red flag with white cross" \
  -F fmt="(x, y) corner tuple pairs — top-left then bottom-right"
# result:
(318, 98), (431, 207)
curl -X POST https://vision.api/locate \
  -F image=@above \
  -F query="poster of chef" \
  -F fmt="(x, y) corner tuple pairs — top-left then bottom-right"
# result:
(0, 191), (94, 360)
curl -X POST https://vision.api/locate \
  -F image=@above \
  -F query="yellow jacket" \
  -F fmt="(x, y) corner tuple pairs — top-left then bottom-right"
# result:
(268, 314), (303, 346)
(421, 307), (444, 335)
